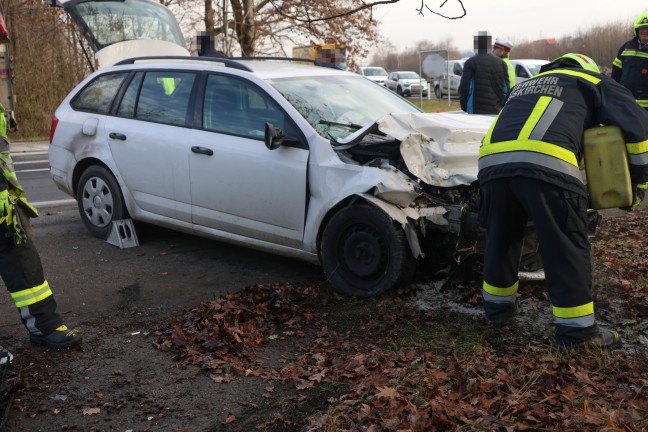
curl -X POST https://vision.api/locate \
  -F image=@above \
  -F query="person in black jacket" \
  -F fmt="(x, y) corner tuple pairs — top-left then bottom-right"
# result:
(459, 31), (509, 114)
(612, 11), (648, 109)
(478, 53), (648, 350)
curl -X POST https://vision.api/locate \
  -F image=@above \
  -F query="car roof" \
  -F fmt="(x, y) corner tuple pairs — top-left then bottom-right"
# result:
(100, 57), (354, 80)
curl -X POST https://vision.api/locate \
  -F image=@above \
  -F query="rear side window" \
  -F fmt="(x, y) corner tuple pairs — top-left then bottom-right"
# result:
(71, 73), (128, 114)
(132, 71), (196, 126)
(117, 72), (144, 118)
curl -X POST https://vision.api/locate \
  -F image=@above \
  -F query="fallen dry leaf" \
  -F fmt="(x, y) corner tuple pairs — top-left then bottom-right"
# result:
(82, 407), (100, 415)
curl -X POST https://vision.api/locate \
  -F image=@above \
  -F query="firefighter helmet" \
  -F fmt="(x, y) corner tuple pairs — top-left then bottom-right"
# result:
(634, 12), (648, 36)
(551, 53), (600, 74)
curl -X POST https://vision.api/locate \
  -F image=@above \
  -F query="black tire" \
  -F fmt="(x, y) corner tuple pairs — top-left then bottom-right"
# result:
(396, 86), (403, 96)
(320, 204), (416, 297)
(76, 165), (127, 239)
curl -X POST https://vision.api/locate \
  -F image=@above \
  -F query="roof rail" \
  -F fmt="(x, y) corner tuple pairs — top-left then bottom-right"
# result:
(230, 57), (345, 70)
(114, 56), (253, 72)
(229, 56), (323, 67)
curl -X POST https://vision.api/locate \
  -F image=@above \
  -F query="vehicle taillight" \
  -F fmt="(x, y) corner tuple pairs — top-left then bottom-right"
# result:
(49, 117), (59, 144)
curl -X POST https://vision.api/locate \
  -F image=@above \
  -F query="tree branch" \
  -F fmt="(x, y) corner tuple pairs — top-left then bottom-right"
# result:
(269, 0), (400, 23)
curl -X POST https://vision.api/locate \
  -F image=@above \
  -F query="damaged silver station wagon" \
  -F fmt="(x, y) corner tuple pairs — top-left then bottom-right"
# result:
(49, 56), (540, 297)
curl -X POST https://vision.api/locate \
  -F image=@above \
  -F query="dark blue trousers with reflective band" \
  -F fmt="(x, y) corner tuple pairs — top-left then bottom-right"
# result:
(479, 177), (598, 344)
(0, 225), (62, 336)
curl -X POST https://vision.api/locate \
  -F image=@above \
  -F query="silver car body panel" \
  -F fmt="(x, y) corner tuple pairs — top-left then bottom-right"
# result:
(49, 61), (494, 265)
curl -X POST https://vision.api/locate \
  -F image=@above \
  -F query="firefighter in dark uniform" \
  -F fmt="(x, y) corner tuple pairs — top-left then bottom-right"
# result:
(0, 123), (81, 351)
(478, 53), (648, 349)
(612, 12), (648, 110)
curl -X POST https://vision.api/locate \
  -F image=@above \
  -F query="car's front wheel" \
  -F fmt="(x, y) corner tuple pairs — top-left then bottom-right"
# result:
(77, 165), (127, 239)
(320, 204), (416, 297)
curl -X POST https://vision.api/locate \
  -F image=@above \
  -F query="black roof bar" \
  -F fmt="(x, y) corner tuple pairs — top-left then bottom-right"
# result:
(114, 56), (253, 72)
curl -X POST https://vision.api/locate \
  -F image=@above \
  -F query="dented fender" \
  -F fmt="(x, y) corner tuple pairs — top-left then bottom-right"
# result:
(358, 193), (449, 259)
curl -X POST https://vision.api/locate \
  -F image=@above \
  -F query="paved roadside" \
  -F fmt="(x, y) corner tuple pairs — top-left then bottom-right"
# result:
(10, 140), (49, 153)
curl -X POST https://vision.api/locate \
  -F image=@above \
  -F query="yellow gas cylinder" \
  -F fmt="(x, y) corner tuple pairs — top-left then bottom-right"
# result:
(583, 125), (632, 209)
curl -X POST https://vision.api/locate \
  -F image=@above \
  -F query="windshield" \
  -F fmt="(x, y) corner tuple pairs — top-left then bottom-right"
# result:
(270, 75), (421, 140)
(363, 67), (387, 77)
(64, 0), (185, 51)
(526, 63), (546, 76)
(399, 72), (420, 80)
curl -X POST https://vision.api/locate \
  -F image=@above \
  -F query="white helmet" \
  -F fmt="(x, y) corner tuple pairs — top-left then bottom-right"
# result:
(493, 38), (514, 53)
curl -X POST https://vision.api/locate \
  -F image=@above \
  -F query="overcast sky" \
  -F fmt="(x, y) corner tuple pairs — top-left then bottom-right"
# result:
(373, 0), (641, 52)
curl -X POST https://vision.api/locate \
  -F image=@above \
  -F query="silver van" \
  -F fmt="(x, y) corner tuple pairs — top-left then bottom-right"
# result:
(511, 59), (549, 84)
(433, 60), (465, 99)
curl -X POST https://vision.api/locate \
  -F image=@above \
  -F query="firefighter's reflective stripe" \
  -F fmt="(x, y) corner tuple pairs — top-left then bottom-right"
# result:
(627, 140), (648, 165)
(619, 49), (648, 60)
(535, 69), (601, 85)
(482, 280), (518, 304)
(10, 280), (53, 307)
(479, 149), (584, 183)
(613, 50), (648, 106)
(480, 94), (584, 183)
(552, 302), (595, 327)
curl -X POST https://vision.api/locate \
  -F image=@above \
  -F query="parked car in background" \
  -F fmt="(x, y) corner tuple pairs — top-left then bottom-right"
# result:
(433, 60), (465, 99)
(359, 66), (388, 85)
(384, 71), (429, 97)
(510, 59), (549, 84)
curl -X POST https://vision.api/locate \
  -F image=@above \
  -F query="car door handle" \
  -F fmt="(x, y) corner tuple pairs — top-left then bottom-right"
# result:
(109, 132), (127, 141)
(191, 146), (214, 156)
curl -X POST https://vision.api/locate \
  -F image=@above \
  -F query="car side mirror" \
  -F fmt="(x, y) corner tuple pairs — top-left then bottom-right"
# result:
(264, 122), (283, 150)
(264, 122), (300, 150)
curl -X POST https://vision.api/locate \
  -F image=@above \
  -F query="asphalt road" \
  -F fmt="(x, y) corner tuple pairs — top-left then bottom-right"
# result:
(0, 206), (325, 334)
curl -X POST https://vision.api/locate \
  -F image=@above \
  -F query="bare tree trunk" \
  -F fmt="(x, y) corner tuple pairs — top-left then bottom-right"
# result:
(205, 0), (214, 35)
(240, 0), (255, 56)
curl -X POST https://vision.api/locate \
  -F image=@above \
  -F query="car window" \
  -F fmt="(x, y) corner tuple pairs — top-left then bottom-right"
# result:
(117, 72), (143, 118)
(71, 72), (128, 114)
(71, 0), (185, 50)
(399, 72), (420, 80)
(453, 63), (463, 75)
(364, 67), (387, 77)
(131, 71), (196, 126)
(516, 65), (530, 78)
(202, 74), (286, 140)
(270, 74), (421, 140)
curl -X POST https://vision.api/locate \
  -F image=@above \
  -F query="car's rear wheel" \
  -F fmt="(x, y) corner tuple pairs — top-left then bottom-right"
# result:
(320, 204), (416, 297)
(77, 165), (127, 239)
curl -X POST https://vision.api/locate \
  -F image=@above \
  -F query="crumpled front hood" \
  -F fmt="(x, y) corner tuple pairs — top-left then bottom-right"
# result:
(377, 112), (495, 187)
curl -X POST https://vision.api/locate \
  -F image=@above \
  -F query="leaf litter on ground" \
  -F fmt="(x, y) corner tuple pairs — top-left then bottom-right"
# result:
(156, 209), (648, 431)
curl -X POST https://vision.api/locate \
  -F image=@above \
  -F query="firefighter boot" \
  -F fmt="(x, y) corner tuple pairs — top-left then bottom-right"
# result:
(30, 325), (82, 349)
(553, 327), (621, 351)
(484, 299), (518, 326)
